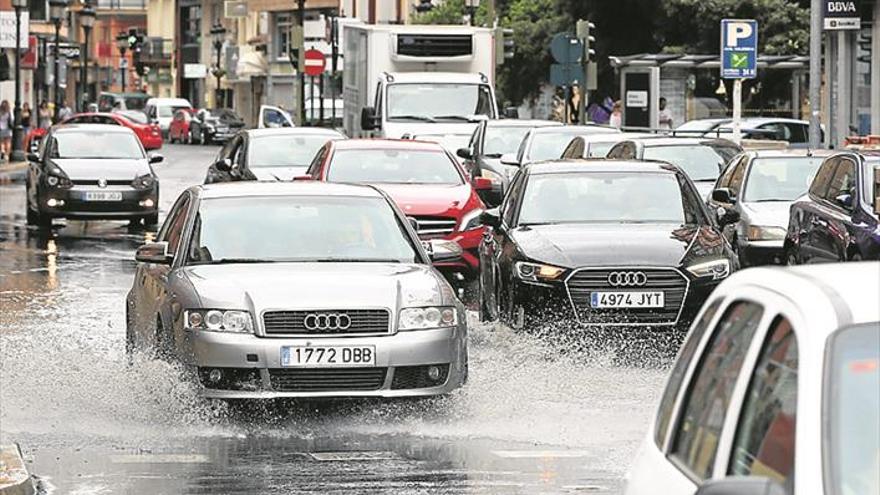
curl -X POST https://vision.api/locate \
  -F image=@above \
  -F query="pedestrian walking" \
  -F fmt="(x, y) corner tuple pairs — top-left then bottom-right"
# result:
(38, 102), (52, 129)
(658, 97), (673, 130)
(21, 102), (32, 138)
(0, 101), (13, 162)
(58, 100), (73, 122)
(609, 100), (623, 129)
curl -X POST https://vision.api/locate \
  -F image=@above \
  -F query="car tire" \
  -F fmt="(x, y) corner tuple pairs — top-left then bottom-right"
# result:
(154, 317), (172, 361)
(186, 131), (192, 145)
(784, 245), (800, 266)
(203, 131), (212, 145)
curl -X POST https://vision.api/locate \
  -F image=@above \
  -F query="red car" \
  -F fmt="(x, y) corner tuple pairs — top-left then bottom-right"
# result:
(58, 112), (163, 150)
(167, 108), (197, 144)
(305, 138), (492, 284)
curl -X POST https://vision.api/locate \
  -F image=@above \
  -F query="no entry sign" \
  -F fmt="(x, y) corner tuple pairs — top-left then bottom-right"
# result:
(303, 49), (325, 76)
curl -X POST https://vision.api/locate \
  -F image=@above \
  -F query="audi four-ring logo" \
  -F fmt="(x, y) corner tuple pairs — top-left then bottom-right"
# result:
(304, 313), (352, 330)
(607, 271), (648, 287)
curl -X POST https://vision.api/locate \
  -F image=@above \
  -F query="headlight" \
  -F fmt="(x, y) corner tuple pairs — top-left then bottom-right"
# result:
(460, 208), (484, 232)
(45, 168), (72, 188)
(746, 225), (786, 241)
(515, 261), (565, 283)
(184, 309), (254, 333)
(132, 173), (156, 190)
(686, 259), (731, 280)
(398, 306), (457, 330)
(481, 168), (505, 182)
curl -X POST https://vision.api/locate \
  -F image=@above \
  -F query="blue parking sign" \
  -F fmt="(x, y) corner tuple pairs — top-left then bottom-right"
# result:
(721, 19), (758, 79)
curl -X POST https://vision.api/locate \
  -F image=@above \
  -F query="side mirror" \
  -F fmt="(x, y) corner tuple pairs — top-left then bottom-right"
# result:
(873, 166), (879, 215)
(423, 239), (463, 263)
(473, 177), (493, 191)
(215, 158), (232, 172)
(27, 151), (40, 162)
(479, 208), (502, 229)
(694, 476), (787, 495)
(712, 187), (735, 204)
(148, 153), (164, 164)
(834, 193), (853, 210)
(503, 107), (519, 118)
(135, 241), (172, 264)
(500, 153), (518, 166)
(716, 206), (741, 227)
(456, 147), (473, 160)
(360, 107), (378, 131)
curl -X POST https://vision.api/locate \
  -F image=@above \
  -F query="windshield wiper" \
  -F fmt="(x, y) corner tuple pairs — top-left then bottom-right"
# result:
(311, 258), (404, 263)
(389, 115), (436, 123)
(484, 153), (503, 158)
(209, 258), (279, 264)
(434, 115), (480, 122)
(753, 198), (791, 202)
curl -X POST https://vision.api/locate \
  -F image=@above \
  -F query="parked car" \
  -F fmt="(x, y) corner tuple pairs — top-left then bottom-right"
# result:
(708, 150), (828, 266)
(607, 137), (742, 198)
(25, 124), (162, 227)
(676, 117), (820, 148)
(785, 151), (880, 263)
(625, 262), (879, 495)
(167, 108), (197, 144)
(478, 160), (738, 330)
(456, 119), (562, 205)
(189, 108), (246, 144)
(258, 104), (295, 128)
(145, 97), (193, 137)
(126, 181), (469, 399)
(560, 132), (657, 160)
(205, 128), (346, 183)
(97, 91), (150, 113)
(500, 124), (620, 169)
(61, 112), (163, 150)
(305, 139), (491, 286)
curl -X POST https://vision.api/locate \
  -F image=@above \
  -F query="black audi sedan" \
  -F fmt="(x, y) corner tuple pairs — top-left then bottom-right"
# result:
(478, 160), (739, 330)
(25, 124), (162, 228)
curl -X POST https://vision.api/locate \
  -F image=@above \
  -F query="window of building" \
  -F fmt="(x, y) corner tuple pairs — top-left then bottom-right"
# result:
(275, 12), (293, 60)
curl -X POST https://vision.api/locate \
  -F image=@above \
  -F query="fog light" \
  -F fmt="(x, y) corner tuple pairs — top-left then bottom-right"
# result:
(427, 365), (442, 382)
(208, 369), (223, 383)
(139, 198), (155, 208)
(46, 198), (64, 207)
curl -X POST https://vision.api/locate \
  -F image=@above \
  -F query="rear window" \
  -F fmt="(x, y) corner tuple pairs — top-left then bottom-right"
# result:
(643, 144), (735, 182)
(328, 149), (463, 185)
(825, 322), (880, 495)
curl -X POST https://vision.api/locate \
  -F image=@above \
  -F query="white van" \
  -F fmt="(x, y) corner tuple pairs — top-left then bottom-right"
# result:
(145, 97), (194, 137)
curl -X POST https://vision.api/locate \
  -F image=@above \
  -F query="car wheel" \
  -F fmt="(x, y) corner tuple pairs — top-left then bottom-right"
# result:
(186, 130), (192, 145)
(785, 246), (800, 266)
(154, 316), (172, 361)
(203, 131), (212, 145)
(851, 252), (862, 262)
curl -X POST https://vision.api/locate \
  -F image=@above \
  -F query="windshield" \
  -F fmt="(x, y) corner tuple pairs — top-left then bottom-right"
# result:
(116, 111), (148, 124)
(205, 109), (241, 121)
(643, 144), (735, 182)
(328, 149), (463, 185)
(51, 132), (144, 159)
(387, 83), (494, 121)
(415, 135), (471, 155)
(742, 157), (824, 202)
(826, 322), (880, 495)
(158, 105), (191, 118)
(484, 126), (532, 156)
(188, 196), (419, 264)
(527, 129), (618, 162)
(248, 135), (337, 168)
(519, 172), (696, 225)
(123, 96), (148, 110)
(677, 120), (727, 132)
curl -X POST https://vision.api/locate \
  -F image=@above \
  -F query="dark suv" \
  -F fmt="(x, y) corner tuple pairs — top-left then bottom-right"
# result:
(785, 152), (880, 263)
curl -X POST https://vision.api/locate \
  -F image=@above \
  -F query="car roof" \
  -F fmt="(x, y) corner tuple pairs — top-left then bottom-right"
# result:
(330, 138), (447, 151)
(194, 181), (386, 200)
(629, 137), (738, 147)
(245, 127), (345, 138)
(386, 71), (488, 84)
(530, 124), (620, 135)
(746, 149), (835, 159)
(524, 159), (680, 175)
(722, 263), (880, 328)
(485, 119), (563, 128)
(146, 98), (192, 106)
(727, 117), (809, 127)
(52, 123), (135, 133)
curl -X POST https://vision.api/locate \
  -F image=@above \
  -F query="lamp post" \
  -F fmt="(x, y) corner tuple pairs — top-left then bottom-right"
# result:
(10, 0), (28, 162)
(210, 23), (227, 108)
(79, 4), (95, 112)
(116, 32), (128, 91)
(49, 0), (67, 123)
(465, 0), (480, 26)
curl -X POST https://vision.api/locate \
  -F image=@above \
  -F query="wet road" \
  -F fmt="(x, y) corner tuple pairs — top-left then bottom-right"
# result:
(0, 144), (667, 494)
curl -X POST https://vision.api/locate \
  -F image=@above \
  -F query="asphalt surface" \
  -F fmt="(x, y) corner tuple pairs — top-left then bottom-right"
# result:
(0, 143), (668, 494)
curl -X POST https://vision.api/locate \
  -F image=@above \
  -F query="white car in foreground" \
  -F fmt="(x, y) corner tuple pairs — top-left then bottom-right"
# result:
(626, 262), (879, 495)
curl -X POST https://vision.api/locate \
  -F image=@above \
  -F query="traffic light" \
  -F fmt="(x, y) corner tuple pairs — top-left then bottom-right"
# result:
(494, 27), (515, 65)
(858, 33), (872, 65)
(415, 0), (433, 13)
(576, 20), (596, 63)
(127, 28), (146, 76)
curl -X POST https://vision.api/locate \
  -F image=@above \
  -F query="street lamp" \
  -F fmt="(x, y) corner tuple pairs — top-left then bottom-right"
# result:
(116, 32), (129, 91)
(209, 23), (227, 108)
(465, 0), (480, 26)
(79, 4), (96, 112)
(10, 0), (28, 162)
(49, 0), (67, 123)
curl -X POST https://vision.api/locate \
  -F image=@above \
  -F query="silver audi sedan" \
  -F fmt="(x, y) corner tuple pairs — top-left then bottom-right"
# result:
(125, 182), (468, 399)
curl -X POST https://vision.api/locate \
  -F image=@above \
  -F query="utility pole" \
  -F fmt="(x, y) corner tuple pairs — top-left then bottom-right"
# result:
(297, 0), (306, 126)
(576, 19), (595, 125)
(808, 0), (822, 148)
(11, 0), (27, 161)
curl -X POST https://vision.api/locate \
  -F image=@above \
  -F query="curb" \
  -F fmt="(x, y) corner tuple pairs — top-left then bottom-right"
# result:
(0, 444), (34, 495)
(0, 162), (27, 185)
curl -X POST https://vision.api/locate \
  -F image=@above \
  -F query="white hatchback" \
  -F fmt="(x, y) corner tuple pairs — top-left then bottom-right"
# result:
(626, 262), (880, 495)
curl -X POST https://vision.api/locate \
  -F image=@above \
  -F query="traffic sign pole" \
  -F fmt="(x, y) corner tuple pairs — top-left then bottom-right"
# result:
(721, 19), (758, 145)
(732, 80), (742, 143)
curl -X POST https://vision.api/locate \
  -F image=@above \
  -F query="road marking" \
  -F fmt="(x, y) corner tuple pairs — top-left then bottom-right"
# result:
(491, 450), (592, 459)
(110, 454), (210, 464)
(308, 451), (400, 462)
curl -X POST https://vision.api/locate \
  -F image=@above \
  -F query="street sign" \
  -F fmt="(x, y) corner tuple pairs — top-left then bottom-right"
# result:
(303, 48), (325, 76)
(823, 1), (861, 30)
(550, 33), (582, 64)
(119, 58), (128, 69)
(550, 63), (580, 86)
(50, 42), (80, 59)
(183, 63), (207, 79)
(0, 11), (28, 49)
(720, 19), (758, 79)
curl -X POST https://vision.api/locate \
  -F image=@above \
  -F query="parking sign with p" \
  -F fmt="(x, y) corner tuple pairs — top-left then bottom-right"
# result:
(721, 19), (758, 79)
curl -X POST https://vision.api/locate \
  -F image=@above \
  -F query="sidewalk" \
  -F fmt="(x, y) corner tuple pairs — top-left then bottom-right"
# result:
(0, 161), (27, 185)
(0, 444), (34, 495)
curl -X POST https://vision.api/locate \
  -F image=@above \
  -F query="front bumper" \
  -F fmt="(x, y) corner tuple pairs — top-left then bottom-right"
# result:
(207, 129), (238, 142)
(433, 227), (483, 278)
(180, 326), (467, 399)
(39, 185), (158, 220)
(739, 240), (785, 266)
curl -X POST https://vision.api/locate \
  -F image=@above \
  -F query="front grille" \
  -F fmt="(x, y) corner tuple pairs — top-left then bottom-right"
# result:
(391, 364), (450, 390)
(411, 216), (456, 239)
(269, 368), (387, 392)
(71, 179), (132, 186)
(262, 309), (391, 335)
(396, 34), (473, 58)
(565, 268), (688, 325)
